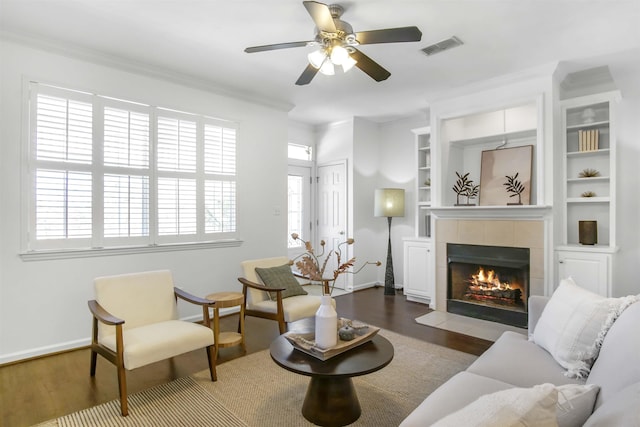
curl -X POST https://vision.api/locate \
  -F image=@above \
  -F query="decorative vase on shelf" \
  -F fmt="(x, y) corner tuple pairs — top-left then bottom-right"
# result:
(315, 295), (338, 349)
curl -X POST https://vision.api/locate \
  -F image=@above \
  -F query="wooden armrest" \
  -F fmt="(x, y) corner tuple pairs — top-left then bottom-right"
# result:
(237, 277), (285, 293)
(174, 287), (215, 306)
(88, 300), (124, 326)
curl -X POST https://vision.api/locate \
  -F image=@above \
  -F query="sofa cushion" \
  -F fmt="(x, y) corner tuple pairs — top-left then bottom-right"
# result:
(430, 383), (558, 427)
(583, 382), (640, 427)
(555, 383), (599, 427)
(586, 300), (640, 408)
(255, 263), (308, 300)
(466, 331), (584, 388)
(533, 277), (638, 378)
(399, 371), (515, 427)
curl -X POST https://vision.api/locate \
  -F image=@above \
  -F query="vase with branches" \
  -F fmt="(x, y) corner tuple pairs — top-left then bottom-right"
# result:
(290, 234), (380, 295)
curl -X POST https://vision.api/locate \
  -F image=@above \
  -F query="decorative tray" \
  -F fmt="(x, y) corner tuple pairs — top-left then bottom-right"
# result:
(283, 319), (380, 361)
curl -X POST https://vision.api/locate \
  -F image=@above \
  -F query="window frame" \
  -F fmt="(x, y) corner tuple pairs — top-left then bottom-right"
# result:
(21, 82), (241, 260)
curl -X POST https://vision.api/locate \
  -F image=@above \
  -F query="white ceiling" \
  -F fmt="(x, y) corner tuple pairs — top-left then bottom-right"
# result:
(2, 0), (639, 125)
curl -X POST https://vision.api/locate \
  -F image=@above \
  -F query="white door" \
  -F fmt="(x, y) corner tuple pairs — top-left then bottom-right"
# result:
(317, 161), (348, 290)
(287, 165), (312, 260)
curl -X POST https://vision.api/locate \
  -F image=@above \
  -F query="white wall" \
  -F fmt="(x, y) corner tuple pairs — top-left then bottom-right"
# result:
(0, 40), (290, 363)
(315, 115), (429, 289)
(377, 115), (429, 287)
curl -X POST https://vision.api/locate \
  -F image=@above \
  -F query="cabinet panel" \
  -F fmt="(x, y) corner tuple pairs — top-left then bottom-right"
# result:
(403, 239), (433, 306)
(557, 250), (610, 296)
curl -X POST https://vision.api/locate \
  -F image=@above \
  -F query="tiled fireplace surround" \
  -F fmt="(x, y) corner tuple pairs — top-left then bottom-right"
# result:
(434, 218), (545, 314)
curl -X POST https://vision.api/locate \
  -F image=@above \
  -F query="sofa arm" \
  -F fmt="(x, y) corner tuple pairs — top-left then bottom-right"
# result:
(528, 295), (550, 336)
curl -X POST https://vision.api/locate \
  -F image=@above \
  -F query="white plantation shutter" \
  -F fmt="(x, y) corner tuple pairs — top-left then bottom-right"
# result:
(36, 94), (92, 164)
(36, 170), (92, 239)
(158, 178), (197, 235)
(28, 83), (238, 252)
(205, 125), (236, 175)
(204, 121), (237, 234)
(157, 116), (197, 172)
(34, 90), (93, 243)
(205, 180), (236, 233)
(103, 104), (151, 239)
(104, 174), (149, 237)
(104, 107), (149, 168)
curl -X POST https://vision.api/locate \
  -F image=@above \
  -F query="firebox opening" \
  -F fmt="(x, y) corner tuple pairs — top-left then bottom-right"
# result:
(447, 243), (529, 329)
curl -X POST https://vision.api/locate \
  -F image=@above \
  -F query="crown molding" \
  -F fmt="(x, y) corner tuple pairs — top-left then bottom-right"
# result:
(1, 30), (294, 113)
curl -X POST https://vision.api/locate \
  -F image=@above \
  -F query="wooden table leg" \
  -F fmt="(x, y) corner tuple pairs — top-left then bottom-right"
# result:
(301, 376), (361, 427)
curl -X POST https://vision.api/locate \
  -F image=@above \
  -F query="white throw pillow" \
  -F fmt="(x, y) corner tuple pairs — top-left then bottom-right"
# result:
(431, 383), (559, 427)
(533, 277), (639, 378)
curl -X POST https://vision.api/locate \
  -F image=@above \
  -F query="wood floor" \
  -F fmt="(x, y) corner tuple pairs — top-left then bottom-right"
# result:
(0, 287), (492, 427)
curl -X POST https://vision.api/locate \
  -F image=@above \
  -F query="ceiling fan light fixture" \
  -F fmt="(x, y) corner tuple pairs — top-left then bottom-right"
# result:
(330, 44), (349, 65)
(319, 57), (335, 75)
(308, 49), (327, 69)
(341, 55), (357, 73)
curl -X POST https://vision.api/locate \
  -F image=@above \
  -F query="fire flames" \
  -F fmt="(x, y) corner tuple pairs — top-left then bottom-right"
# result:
(464, 266), (523, 306)
(470, 267), (512, 290)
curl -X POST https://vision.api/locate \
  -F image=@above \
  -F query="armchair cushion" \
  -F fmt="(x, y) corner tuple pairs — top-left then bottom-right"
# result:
(100, 320), (214, 370)
(248, 294), (332, 323)
(255, 263), (308, 300)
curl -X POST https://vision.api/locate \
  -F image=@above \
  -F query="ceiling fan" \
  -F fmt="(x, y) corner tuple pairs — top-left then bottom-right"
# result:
(244, 1), (422, 85)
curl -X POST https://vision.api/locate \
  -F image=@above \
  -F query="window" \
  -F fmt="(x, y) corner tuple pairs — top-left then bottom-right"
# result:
(288, 143), (313, 161)
(27, 83), (237, 252)
(287, 142), (313, 251)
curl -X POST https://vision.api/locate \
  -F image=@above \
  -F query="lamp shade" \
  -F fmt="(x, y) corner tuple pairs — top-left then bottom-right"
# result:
(374, 188), (405, 217)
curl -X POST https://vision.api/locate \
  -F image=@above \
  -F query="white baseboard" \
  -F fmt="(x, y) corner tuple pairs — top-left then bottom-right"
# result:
(1, 337), (90, 365)
(351, 281), (378, 292)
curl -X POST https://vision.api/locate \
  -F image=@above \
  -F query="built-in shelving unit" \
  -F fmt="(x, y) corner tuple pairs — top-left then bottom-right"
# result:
(414, 127), (432, 238)
(556, 91), (620, 296)
(404, 127), (434, 306)
(560, 93), (618, 248)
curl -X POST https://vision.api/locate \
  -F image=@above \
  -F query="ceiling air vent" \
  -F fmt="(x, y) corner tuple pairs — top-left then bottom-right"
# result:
(421, 36), (463, 56)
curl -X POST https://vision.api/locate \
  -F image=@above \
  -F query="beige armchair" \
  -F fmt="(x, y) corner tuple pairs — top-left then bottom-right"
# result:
(238, 256), (335, 334)
(88, 270), (216, 416)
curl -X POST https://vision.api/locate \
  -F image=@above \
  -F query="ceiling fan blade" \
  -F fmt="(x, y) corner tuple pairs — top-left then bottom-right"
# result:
(295, 64), (320, 86)
(355, 26), (422, 45)
(303, 1), (337, 33)
(245, 41), (312, 53)
(350, 49), (391, 82)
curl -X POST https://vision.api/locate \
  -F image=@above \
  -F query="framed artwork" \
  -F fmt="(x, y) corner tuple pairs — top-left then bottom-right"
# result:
(479, 145), (533, 206)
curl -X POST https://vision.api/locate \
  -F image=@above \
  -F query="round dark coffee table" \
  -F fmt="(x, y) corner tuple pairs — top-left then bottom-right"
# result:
(270, 334), (394, 427)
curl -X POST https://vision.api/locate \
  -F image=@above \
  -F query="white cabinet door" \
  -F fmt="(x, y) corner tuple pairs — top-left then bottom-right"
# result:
(557, 250), (611, 296)
(403, 239), (433, 306)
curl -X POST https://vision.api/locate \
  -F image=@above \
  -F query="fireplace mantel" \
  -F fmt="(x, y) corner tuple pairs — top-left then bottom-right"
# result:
(430, 205), (552, 220)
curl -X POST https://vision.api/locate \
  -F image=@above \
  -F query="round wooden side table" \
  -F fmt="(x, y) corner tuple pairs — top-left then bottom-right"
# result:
(205, 291), (246, 356)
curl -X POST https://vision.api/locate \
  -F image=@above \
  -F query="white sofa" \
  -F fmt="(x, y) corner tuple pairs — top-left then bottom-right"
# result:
(401, 293), (640, 426)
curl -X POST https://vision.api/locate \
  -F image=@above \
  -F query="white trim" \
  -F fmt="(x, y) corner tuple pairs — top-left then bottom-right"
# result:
(430, 205), (552, 220)
(19, 238), (243, 261)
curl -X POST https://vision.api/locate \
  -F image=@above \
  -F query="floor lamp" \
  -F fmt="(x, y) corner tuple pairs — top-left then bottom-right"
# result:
(374, 188), (405, 295)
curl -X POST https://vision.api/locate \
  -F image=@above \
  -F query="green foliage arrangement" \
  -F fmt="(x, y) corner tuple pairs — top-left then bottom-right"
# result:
(504, 173), (525, 205)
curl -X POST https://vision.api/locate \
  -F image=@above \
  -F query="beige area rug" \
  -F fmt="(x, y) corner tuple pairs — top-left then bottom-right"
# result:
(37, 330), (476, 427)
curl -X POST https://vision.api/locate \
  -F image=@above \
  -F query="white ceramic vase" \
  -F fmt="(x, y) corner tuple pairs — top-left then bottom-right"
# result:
(315, 295), (338, 349)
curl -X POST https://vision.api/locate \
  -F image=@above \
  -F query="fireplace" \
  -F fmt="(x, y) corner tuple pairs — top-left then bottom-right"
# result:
(447, 243), (529, 328)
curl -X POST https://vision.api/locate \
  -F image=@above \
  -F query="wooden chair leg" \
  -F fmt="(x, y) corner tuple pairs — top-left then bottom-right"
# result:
(116, 362), (128, 416)
(90, 348), (98, 376)
(206, 345), (217, 382)
(278, 318), (287, 335)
